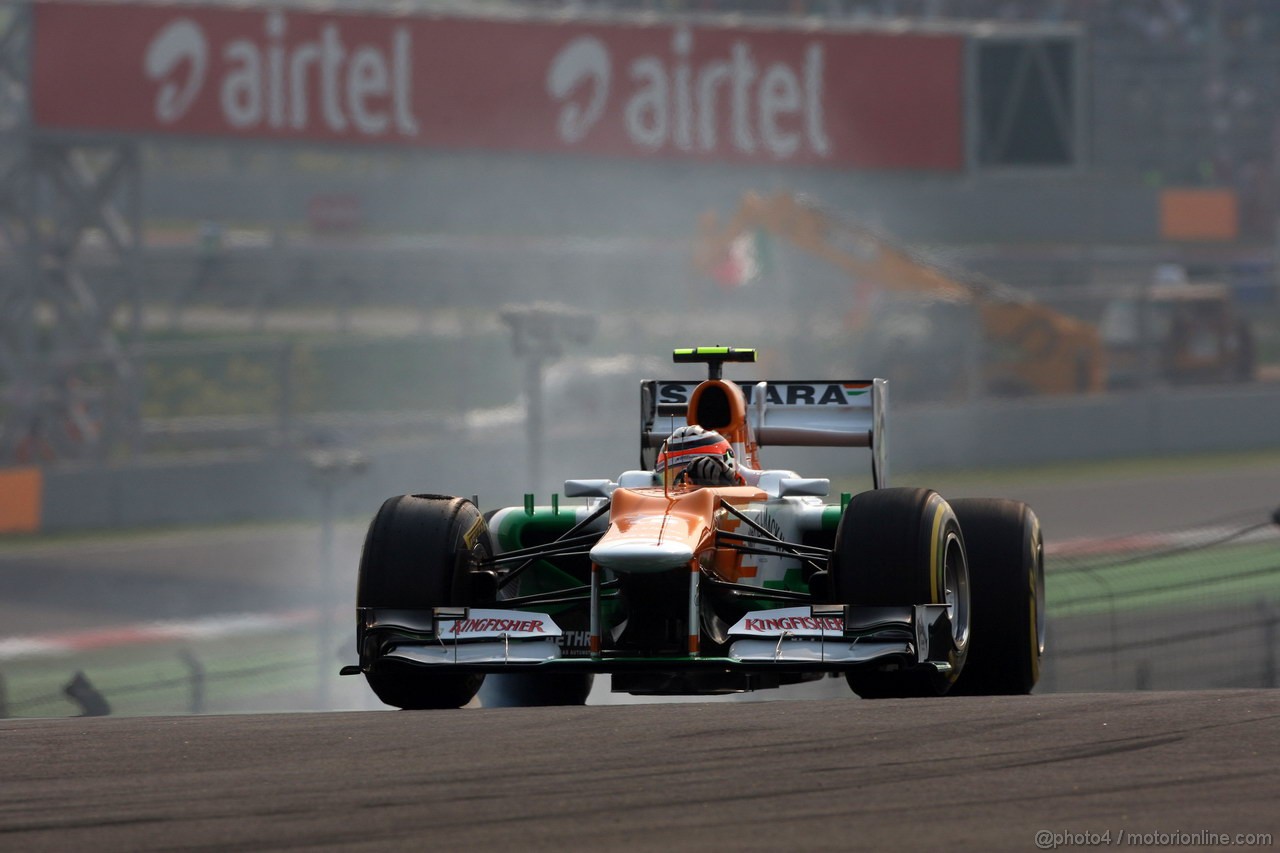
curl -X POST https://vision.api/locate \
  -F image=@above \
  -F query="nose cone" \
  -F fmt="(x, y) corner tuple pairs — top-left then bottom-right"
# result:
(589, 538), (694, 574)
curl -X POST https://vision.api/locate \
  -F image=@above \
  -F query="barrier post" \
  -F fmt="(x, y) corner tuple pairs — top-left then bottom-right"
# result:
(1261, 599), (1277, 689)
(307, 448), (369, 709)
(180, 649), (206, 714)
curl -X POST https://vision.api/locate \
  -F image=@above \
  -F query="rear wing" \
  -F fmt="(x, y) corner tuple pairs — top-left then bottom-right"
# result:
(640, 378), (889, 488)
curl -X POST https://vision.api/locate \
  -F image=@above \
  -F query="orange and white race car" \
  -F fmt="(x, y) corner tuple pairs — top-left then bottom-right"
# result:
(345, 346), (1045, 708)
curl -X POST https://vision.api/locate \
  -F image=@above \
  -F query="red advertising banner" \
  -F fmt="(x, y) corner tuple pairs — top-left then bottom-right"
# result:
(32, 4), (964, 170)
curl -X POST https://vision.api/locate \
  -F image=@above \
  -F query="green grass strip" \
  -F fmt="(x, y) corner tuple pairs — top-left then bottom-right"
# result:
(1048, 540), (1280, 617)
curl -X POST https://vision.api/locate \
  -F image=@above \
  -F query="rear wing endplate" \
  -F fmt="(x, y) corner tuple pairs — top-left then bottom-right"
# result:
(641, 378), (889, 488)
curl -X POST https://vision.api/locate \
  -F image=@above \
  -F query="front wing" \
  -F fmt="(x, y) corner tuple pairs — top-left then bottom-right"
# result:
(351, 604), (957, 678)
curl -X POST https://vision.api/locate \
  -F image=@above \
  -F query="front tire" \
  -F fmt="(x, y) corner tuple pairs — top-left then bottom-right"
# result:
(832, 488), (970, 698)
(356, 494), (489, 709)
(948, 498), (1045, 695)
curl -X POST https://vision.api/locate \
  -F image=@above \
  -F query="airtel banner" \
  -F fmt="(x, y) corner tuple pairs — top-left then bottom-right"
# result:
(32, 4), (964, 170)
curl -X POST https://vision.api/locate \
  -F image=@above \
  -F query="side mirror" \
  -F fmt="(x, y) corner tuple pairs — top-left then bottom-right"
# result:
(564, 479), (615, 498)
(778, 478), (830, 498)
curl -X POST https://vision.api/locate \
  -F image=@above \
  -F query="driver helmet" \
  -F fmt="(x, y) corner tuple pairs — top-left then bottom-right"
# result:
(655, 425), (737, 488)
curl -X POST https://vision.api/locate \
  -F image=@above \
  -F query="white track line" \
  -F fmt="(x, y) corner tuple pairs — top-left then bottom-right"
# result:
(0, 609), (318, 662)
(1047, 524), (1278, 558)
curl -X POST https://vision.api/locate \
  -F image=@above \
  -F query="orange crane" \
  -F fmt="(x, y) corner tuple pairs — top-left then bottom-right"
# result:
(694, 191), (1106, 397)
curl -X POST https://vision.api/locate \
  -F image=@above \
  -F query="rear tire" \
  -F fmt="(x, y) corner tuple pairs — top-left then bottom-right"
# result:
(356, 494), (489, 709)
(948, 499), (1045, 695)
(832, 488), (970, 699)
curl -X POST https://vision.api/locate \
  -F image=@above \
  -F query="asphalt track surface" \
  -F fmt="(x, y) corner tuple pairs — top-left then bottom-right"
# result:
(2, 691), (1278, 851)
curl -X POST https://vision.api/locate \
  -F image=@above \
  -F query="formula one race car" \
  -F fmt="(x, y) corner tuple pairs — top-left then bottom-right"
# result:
(345, 346), (1045, 708)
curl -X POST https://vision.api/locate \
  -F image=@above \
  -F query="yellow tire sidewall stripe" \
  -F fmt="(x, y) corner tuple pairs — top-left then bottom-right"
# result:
(928, 497), (946, 604)
(1028, 514), (1043, 682)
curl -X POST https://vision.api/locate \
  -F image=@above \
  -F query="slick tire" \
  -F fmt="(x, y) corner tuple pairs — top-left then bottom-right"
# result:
(948, 498), (1045, 695)
(832, 488), (971, 699)
(357, 494), (489, 710)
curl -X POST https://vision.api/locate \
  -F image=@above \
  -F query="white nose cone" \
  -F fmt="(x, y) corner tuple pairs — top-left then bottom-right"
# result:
(589, 538), (693, 574)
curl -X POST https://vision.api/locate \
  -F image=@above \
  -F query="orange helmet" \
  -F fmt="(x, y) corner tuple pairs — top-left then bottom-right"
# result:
(655, 425), (737, 488)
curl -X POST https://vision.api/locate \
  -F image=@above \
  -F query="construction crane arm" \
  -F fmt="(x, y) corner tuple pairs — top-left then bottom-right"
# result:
(695, 191), (1106, 395)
